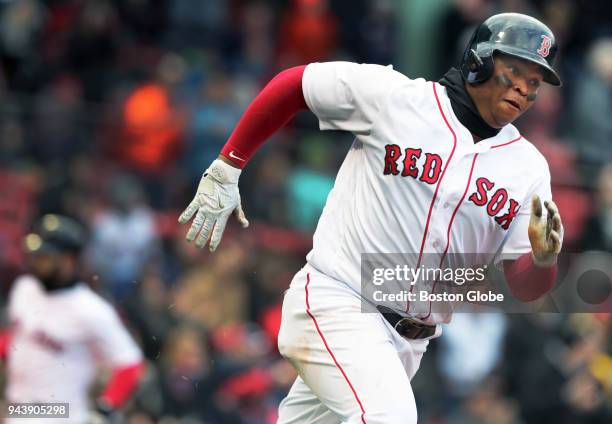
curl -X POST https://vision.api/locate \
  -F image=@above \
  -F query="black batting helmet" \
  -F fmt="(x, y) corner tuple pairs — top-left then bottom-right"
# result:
(24, 214), (86, 255)
(460, 13), (561, 86)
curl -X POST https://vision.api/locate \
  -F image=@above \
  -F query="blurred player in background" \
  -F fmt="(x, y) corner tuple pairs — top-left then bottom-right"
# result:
(0, 214), (144, 423)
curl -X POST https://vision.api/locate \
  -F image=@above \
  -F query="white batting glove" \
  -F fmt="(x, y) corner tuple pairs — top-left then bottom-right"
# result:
(528, 194), (563, 267)
(179, 159), (249, 251)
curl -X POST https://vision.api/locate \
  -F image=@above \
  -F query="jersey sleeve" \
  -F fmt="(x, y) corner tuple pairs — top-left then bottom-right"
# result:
(302, 61), (407, 135)
(86, 297), (142, 367)
(7, 279), (24, 321)
(7, 276), (38, 322)
(500, 162), (553, 260)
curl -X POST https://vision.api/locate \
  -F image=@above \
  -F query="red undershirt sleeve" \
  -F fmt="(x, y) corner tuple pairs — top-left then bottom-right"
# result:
(503, 252), (557, 302)
(220, 65), (308, 168)
(99, 362), (145, 408)
(0, 329), (11, 360)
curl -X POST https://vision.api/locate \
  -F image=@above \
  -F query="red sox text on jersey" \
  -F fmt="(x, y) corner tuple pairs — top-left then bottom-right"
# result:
(383, 144), (520, 230)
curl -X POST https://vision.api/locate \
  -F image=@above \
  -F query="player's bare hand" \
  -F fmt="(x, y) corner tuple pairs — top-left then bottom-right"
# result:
(528, 194), (563, 267)
(178, 159), (249, 251)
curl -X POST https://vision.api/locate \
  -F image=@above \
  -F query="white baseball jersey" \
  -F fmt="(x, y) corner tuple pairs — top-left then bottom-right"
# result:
(5, 275), (142, 423)
(301, 62), (552, 323)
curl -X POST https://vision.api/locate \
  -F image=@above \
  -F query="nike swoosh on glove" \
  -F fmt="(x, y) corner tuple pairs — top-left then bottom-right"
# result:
(179, 159), (249, 251)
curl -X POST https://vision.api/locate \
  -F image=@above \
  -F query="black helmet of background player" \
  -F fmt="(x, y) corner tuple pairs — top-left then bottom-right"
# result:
(23, 214), (87, 291)
(461, 13), (562, 87)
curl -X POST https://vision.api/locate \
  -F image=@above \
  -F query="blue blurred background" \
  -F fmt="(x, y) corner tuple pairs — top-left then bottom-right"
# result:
(1, 0), (612, 422)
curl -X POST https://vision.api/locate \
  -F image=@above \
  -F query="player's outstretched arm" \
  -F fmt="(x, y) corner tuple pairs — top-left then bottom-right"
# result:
(179, 65), (308, 250)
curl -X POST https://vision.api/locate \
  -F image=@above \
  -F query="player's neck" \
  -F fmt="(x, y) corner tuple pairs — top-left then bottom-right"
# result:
(438, 68), (501, 142)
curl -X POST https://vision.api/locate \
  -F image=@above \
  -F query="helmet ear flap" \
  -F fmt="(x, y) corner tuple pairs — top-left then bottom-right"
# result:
(462, 49), (494, 84)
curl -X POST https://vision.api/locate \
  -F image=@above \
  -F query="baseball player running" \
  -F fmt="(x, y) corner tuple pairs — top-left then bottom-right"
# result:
(179, 13), (564, 423)
(1, 215), (144, 423)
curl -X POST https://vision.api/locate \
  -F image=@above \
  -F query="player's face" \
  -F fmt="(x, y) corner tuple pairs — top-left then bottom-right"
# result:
(476, 54), (544, 128)
(28, 251), (77, 288)
(29, 253), (59, 280)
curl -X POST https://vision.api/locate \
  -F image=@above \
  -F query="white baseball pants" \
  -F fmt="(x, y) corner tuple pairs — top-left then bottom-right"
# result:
(277, 264), (439, 424)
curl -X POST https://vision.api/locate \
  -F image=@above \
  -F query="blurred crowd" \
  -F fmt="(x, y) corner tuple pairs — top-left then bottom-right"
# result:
(0, 0), (611, 423)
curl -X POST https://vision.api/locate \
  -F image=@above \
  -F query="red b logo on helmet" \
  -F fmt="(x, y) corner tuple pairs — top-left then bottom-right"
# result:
(537, 35), (552, 57)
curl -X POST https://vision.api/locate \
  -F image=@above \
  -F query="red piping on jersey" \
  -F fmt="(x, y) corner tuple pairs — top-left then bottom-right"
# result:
(422, 153), (479, 320)
(406, 82), (458, 313)
(491, 134), (522, 149)
(305, 273), (367, 423)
